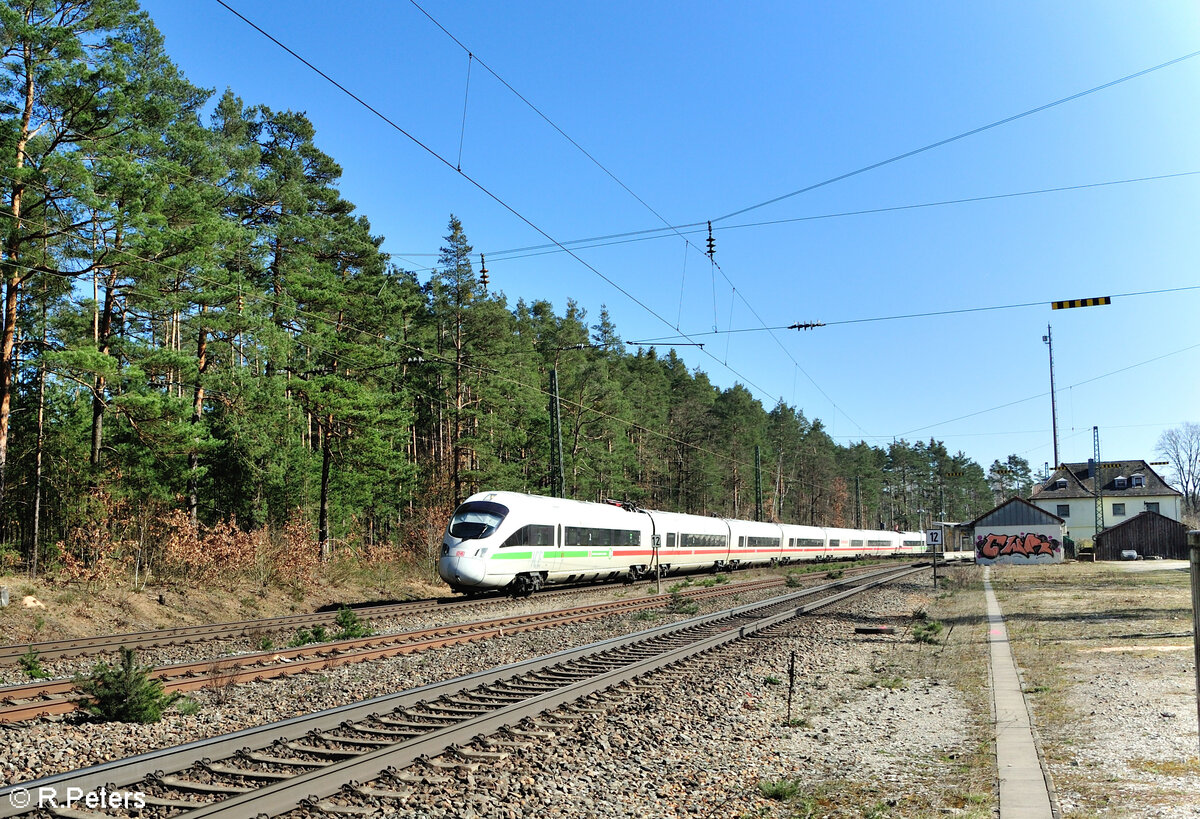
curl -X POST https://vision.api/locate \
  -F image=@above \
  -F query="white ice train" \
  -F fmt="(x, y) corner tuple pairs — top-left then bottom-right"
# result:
(438, 491), (927, 594)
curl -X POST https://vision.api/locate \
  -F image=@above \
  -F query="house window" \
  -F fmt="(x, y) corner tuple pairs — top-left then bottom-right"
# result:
(1112, 503), (1125, 516)
(1145, 502), (1159, 514)
(1056, 504), (1070, 518)
(1131, 474), (1144, 487)
(1055, 478), (1068, 489)
(1114, 476), (1127, 489)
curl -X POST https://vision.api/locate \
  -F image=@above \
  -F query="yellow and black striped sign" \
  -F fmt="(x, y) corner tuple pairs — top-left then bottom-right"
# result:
(941, 472), (964, 477)
(1051, 296), (1111, 310)
(1148, 461), (1169, 466)
(1096, 462), (1123, 470)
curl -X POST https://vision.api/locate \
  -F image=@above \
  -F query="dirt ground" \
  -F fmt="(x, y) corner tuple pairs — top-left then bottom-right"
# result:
(0, 560), (446, 646)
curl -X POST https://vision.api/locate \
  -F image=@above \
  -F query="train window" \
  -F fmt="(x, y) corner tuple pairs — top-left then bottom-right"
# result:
(867, 540), (889, 548)
(745, 536), (780, 548)
(563, 527), (639, 547)
(738, 536), (745, 547)
(681, 533), (728, 548)
(448, 501), (509, 540)
(903, 540), (922, 548)
(666, 533), (676, 547)
(851, 540), (864, 548)
(793, 538), (822, 548)
(502, 524), (555, 548)
(828, 539), (840, 547)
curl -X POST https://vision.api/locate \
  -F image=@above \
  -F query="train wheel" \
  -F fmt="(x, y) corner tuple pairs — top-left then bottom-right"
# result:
(509, 574), (536, 597)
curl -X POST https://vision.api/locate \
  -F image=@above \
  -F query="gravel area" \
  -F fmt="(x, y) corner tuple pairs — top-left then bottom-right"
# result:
(0, 580), (790, 785)
(285, 579), (988, 819)
(10, 564), (1192, 818)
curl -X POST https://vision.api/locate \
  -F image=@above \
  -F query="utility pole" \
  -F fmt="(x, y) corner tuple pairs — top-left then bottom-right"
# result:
(855, 475), (862, 529)
(1093, 426), (1104, 541)
(1043, 325), (1060, 467)
(548, 368), (565, 498)
(754, 445), (764, 522)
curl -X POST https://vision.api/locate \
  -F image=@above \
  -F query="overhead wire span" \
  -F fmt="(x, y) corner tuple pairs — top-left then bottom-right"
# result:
(402, 0), (867, 434)
(214, 0), (781, 404)
(394, 169), (1200, 262)
(625, 283), (1200, 343)
(711, 48), (1200, 223)
(10, 192), (1190, 484)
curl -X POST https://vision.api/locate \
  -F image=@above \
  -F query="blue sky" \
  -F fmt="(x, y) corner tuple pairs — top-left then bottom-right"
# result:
(141, 0), (1200, 478)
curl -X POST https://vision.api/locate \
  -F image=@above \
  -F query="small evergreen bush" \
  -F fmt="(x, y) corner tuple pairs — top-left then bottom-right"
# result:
(75, 647), (179, 723)
(333, 606), (372, 639)
(19, 648), (49, 680)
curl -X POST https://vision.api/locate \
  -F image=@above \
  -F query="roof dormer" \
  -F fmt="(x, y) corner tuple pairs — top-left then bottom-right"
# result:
(1114, 476), (1127, 489)
(1055, 478), (1068, 490)
(1131, 473), (1144, 488)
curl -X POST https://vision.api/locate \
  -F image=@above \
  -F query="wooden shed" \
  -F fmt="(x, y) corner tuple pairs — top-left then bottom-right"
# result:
(1094, 511), (1189, 560)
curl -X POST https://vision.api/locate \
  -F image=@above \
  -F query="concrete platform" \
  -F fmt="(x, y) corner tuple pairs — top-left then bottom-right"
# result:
(984, 568), (1057, 819)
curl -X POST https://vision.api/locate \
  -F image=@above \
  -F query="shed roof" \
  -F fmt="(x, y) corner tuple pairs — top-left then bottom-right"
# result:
(968, 496), (1065, 529)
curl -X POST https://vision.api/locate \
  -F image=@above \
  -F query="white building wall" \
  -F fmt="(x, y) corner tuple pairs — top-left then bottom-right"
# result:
(1031, 494), (1180, 544)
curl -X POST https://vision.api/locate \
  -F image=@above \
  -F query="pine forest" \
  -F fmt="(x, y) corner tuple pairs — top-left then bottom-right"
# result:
(0, 0), (1001, 585)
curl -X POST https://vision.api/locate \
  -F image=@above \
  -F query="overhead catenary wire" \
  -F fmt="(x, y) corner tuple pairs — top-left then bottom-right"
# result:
(626, 283), (1200, 343)
(212, 0), (783, 407)
(401, 0), (868, 434)
(395, 169), (1200, 263)
(711, 47), (1200, 223)
(9, 201), (1186, 494)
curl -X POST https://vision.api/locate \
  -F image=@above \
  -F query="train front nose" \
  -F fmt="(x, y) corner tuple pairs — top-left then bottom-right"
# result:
(438, 539), (488, 589)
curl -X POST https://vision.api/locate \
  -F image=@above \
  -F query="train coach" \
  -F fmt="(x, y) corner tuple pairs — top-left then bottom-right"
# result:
(438, 491), (926, 595)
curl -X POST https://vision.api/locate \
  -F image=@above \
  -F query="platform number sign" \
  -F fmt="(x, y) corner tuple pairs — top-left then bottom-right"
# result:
(925, 529), (943, 552)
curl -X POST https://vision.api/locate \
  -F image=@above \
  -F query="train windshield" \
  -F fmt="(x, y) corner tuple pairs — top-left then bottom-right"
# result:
(448, 501), (509, 540)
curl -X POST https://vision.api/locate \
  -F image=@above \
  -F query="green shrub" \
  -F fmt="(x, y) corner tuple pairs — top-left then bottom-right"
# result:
(175, 696), (201, 716)
(19, 648), (49, 680)
(75, 647), (179, 723)
(762, 675), (783, 686)
(287, 625), (329, 647)
(912, 619), (944, 644)
(758, 779), (802, 800)
(333, 606), (372, 640)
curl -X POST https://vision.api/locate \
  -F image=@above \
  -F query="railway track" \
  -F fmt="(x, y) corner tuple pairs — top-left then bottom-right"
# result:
(0, 577), (788, 723)
(0, 563), (923, 819)
(0, 563), (892, 669)
(0, 583), (605, 667)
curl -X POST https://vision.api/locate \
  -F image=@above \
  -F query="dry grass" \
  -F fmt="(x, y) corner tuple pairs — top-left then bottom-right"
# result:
(990, 561), (1197, 818)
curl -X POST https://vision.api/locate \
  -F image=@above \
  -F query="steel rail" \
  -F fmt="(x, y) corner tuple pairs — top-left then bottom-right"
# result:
(190, 564), (924, 818)
(0, 564), (923, 819)
(0, 578), (785, 723)
(0, 571), (811, 666)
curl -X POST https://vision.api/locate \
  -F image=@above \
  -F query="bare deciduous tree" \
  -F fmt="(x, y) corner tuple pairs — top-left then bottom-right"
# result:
(1156, 422), (1200, 517)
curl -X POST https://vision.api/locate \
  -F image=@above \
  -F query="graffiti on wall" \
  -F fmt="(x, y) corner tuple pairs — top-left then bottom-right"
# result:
(976, 532), (1062, 563)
